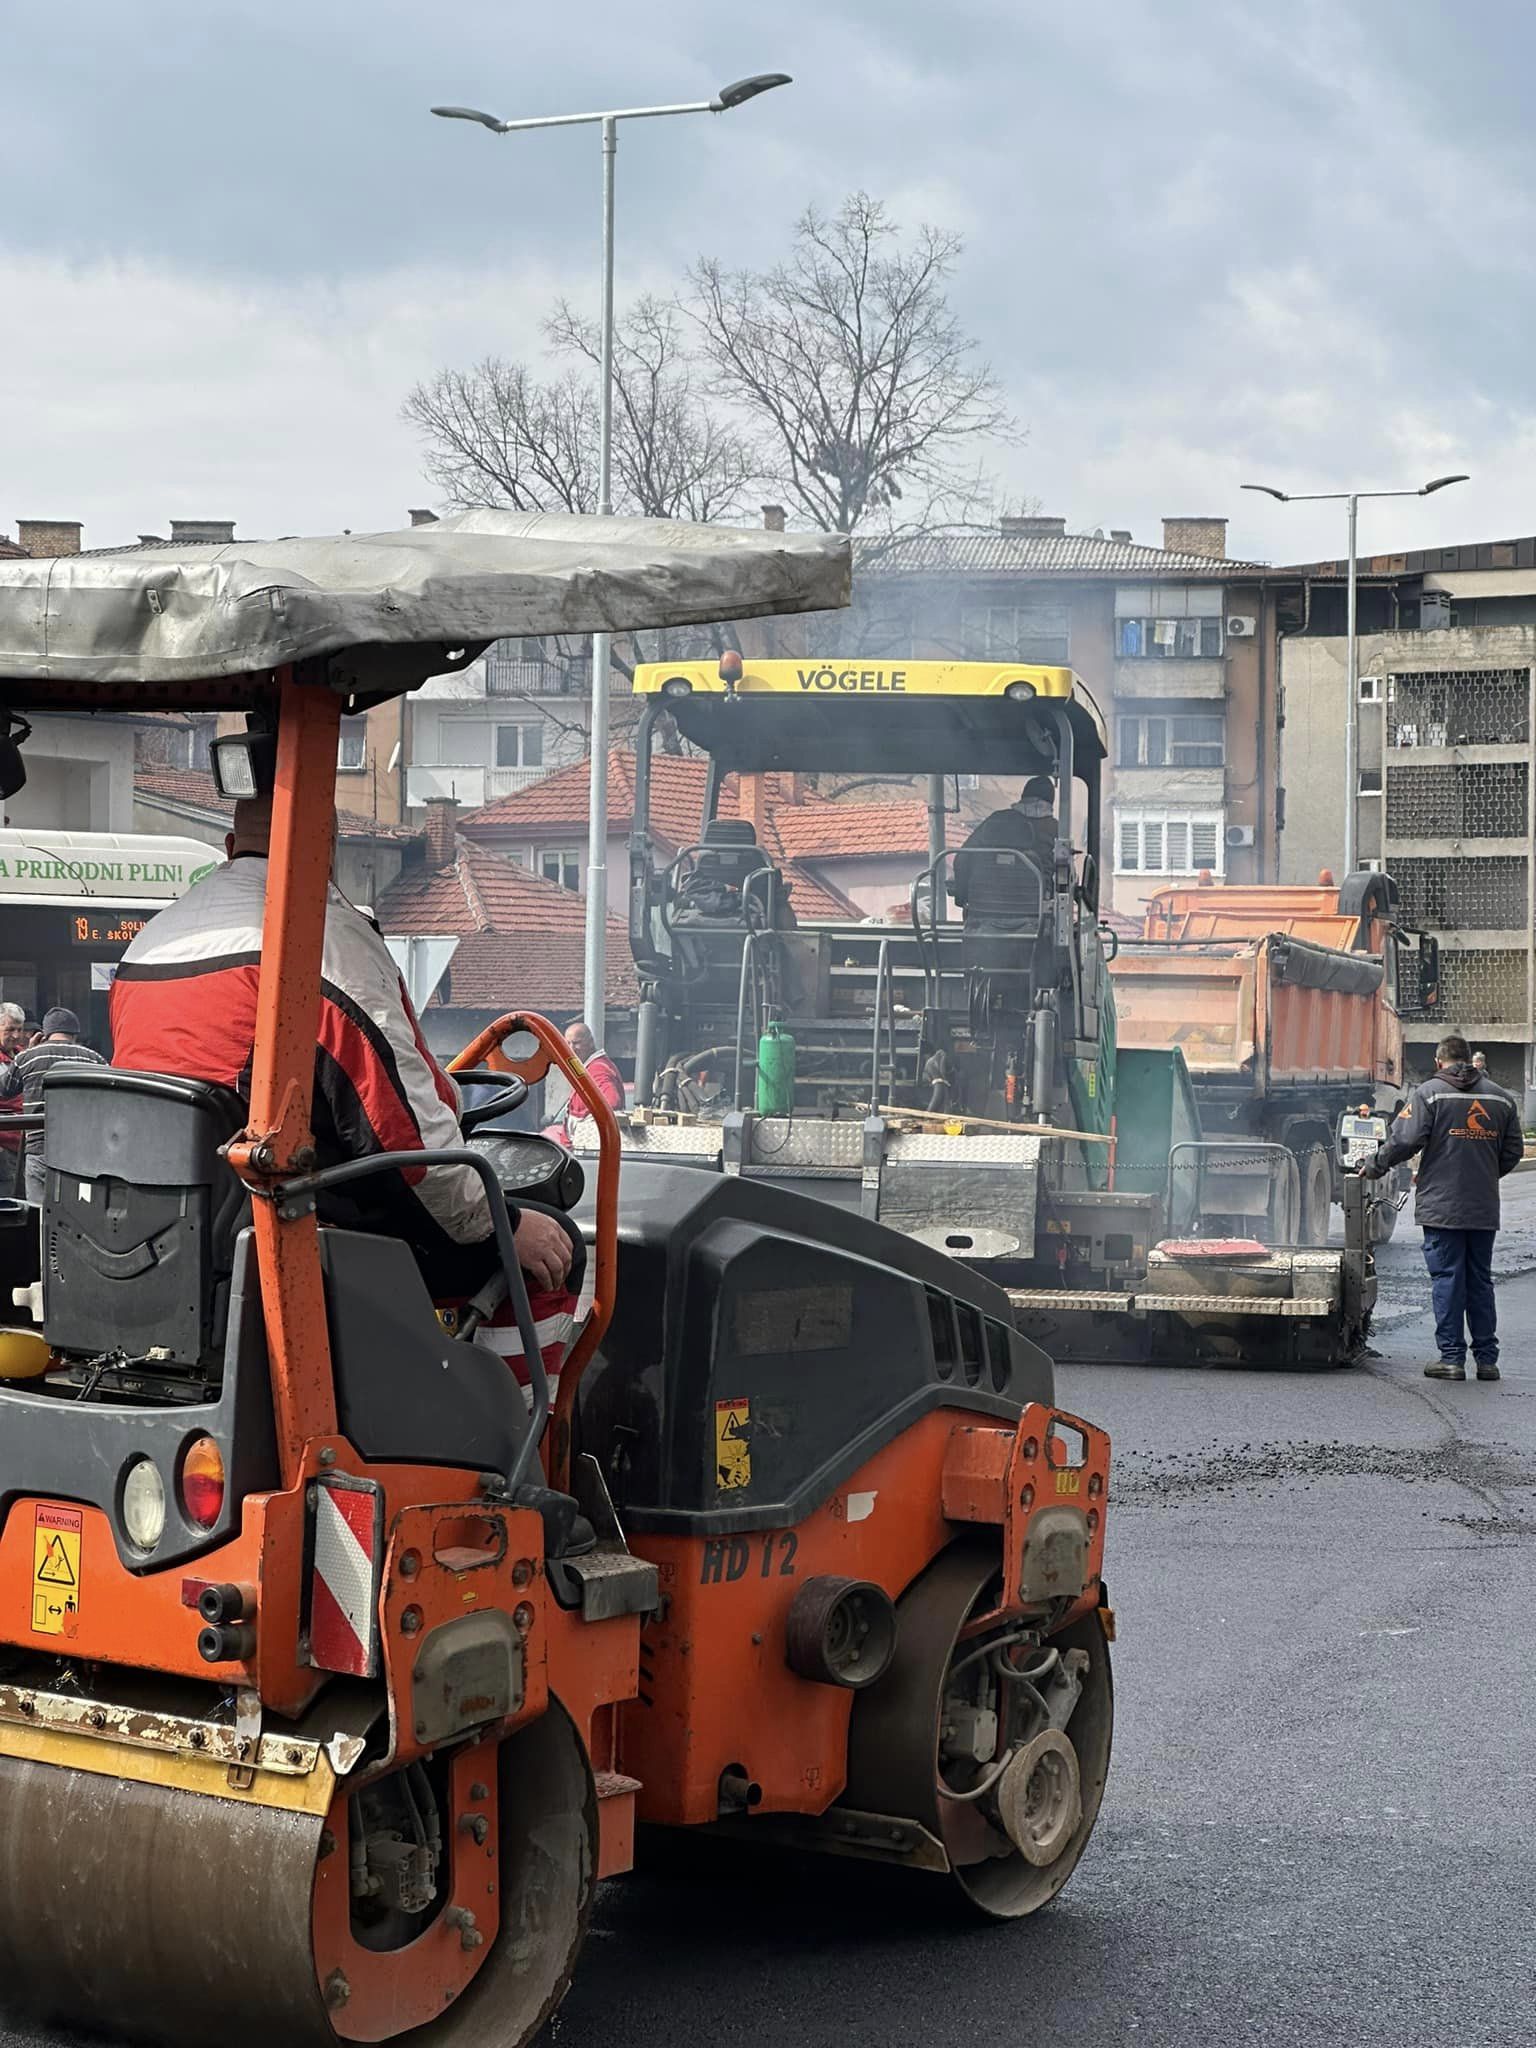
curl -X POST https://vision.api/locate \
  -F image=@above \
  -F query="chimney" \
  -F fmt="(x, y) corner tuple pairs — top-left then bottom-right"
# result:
(760, 504), (786, 533)
(424, 797), (459, 871)
(409, 508), (439, 527)
(1110, 528), (1132, 543)
(1000, 514), (1067, 538)
(1161, 516), (1227, 561)
(169, 519), (236, 546)
(16, 519), (82, 558)
(741, 773), (771, 841)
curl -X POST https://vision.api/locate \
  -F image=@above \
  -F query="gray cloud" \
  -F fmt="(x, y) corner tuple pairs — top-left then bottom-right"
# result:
(4, 0), (1532, 560)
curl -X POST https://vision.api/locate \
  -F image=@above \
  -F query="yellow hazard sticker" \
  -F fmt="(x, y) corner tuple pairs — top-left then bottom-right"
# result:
(715, 1398), (751, 1491)
(32, 1504), (82, 1637)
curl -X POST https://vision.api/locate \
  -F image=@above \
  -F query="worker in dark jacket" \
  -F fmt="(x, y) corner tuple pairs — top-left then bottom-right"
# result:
(1364, 1032), (1524, 1380)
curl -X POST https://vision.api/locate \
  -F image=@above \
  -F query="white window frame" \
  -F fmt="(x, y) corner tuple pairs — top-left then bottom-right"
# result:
(1358, 674), (1384, 702)
(1115, 809), (1226, 877)
(538, 846), (582, 891)
(494, 722), (544, 770)
(1117, 713), (1225, 770)
(337, 715), (368, 772)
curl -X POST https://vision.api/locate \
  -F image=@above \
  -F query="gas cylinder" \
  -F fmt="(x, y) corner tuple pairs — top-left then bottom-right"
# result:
(756, 1022), (797, 1116)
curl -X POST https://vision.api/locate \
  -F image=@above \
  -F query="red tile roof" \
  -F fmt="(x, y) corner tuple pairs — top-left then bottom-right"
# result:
(462, 751), (924, 919)
(770, 799), (930, 861)
(376, 839), (636, 1011)
(135, 766), (419, 842)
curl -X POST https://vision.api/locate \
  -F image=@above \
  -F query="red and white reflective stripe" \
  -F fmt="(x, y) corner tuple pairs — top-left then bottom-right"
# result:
(308, 1477), (382, 1678)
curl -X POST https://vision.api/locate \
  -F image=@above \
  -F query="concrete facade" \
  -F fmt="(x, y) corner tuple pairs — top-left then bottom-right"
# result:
(849, 516), (1296, 920)
(1281, 611), (1536, 1091)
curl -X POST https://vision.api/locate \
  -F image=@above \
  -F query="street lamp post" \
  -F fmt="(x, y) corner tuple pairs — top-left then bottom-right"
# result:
(433, 74), (792, 1037)
(1242, 476), (1468, 877)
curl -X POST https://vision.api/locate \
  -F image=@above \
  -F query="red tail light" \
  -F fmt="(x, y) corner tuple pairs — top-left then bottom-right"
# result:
(181, 1436), (226, 1529)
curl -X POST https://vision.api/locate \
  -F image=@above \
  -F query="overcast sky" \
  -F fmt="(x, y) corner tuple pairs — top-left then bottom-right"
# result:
(3, 0), (1530, 564)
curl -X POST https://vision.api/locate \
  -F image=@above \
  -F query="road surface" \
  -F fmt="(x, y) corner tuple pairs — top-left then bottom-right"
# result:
(550, 1196), (1536, 2048)
(5, 1194), (1535, 2047)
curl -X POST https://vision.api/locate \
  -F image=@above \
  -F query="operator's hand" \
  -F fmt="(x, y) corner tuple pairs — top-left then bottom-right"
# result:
(513, 1210), (574, 1293)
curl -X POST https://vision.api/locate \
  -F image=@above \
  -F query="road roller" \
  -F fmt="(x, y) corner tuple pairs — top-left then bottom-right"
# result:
(0, 515), (1114, 2046)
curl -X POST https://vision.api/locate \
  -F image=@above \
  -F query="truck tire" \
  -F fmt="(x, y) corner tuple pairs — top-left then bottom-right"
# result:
(1298, 1142), (1334, 1247)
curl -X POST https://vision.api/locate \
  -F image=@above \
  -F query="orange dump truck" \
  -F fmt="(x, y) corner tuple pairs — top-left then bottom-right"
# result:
(1109, 874), (1436, 1243)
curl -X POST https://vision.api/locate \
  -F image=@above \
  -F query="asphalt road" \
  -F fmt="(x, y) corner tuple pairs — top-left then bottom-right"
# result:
(6, 1194), (1536, 2048)
(548, 1195), (1536, 2048)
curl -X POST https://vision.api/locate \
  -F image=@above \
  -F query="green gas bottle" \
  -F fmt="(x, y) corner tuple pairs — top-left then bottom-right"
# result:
(755, 1021), (797, 1116)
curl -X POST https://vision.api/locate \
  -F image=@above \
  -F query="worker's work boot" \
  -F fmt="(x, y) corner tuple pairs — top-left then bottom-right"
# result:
(1424, 1360), (1466, 1380)
(1475, 1360), (1502, 1382)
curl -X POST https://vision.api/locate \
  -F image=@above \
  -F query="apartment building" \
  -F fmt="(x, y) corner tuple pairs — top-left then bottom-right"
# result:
(1280, 534), (1536, 1091)
(850, 514), (1303, 918)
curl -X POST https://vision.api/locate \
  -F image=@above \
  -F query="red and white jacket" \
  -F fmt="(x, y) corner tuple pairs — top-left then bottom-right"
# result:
(109, 856), (492, 1247)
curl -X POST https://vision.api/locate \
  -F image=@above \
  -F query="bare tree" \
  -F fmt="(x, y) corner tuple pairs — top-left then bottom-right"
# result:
(544, 296), (755, 523)
(402, 359), (598, 513)
(402, 298), (753, 524)
(687, 194), (1016, 538)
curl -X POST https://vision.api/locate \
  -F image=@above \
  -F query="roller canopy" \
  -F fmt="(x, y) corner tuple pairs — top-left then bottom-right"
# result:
(0, 511), (850, 709)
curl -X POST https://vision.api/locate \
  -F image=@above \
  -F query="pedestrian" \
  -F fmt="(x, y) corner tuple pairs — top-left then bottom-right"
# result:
(0, 1002), (26, 1199)
(1470, 1050), (1519, 1104)
(0, 1007), (107, 1204)
(544, 1019), (626, 1149)
(1362, 1032), (1523, 1380)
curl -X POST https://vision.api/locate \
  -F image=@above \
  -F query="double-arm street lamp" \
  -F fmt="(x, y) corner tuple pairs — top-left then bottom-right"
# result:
(433, 73), (792, 1036)
(1241, 474), (1469, 876)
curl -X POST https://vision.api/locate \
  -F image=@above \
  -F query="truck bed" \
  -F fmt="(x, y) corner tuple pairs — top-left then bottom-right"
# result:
(1110, 933), (1393, 1095)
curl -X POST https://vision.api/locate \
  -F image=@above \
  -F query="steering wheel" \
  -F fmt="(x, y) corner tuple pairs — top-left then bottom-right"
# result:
(454, 1067), (530, 1135)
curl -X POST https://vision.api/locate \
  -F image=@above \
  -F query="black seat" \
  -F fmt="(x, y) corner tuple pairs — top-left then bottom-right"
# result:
(40, 1068), (249, 1374)
(957, 848), (1047, 985)
(674, 819), (789, 929)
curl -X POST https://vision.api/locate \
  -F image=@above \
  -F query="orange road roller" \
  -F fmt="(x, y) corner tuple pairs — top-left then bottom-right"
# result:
(0, 519), (1113, 2045)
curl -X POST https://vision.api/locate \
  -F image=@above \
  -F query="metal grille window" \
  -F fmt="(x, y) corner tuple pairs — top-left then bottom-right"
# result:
(1391, 856), (1527, 931)
(960, 604), (1070, 663)
(1387, 668), (1530, 748)
(1117, 714), (1225, 769)
(1435, 948), (1529, 1025)
(1384, 761), (1527, 840)
(1116, 810), (1224, 875)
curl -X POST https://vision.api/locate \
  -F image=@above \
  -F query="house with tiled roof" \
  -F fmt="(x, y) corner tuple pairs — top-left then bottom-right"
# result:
(132, 764), (421, 912)
(850, 512), (1306, 918)
(373, 812), (637, 1065)
(459, 748), (937, 921)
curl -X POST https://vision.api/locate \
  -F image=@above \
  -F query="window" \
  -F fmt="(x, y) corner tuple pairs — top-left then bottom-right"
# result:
(1117, 714), (1225, 769)
(1359, 674), (1383, 702)
(1116, 615), (1223, 657)
(495, 723), (544, 769)
(337, 715), (367, 771)
(1358, 770), (1383, 796)
(1116, 810), (1224, 875)
(1114, 583), (1224, 658)
(960, 604), (1070, 664)
(540, 847), (581, 891)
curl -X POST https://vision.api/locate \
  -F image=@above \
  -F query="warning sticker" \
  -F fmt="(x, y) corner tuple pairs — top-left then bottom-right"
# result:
(714, 1398), (752, 1491)
(32, 1504), (82, 1637)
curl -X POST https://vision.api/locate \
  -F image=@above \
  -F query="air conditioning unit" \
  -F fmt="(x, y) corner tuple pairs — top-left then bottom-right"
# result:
(1226, 615), (1256, 638)
(1225, 823), (1255, 849)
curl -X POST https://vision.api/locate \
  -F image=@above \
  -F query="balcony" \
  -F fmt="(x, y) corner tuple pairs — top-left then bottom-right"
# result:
(1114, 657), (1227, 701)
(484, 655), (590, 699)
(405, 763), (550, 809)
